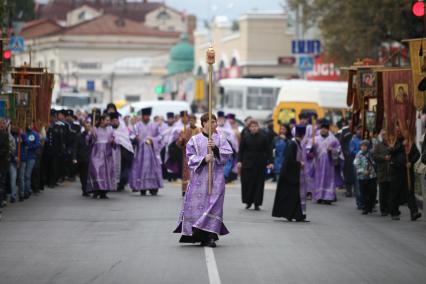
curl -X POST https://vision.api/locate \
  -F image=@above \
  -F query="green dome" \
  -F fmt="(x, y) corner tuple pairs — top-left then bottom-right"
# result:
(168, 33), (194, 75)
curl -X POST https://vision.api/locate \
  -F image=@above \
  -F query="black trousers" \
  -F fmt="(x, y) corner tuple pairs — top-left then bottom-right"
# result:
(44, 153), (58, 187)
(389, 182), (418, 217)
(379, 181), (390, 214)
(359, 178), (377, 212)
(0, 169), (7, 205)
(77, 161), (89, 194)
(118, 147), (134, 189)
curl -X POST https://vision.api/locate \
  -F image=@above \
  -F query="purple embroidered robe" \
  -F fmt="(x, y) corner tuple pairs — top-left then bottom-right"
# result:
(174, 132), (233, 237)
(129, 121), (163, 191)
(87, 126), (116, 192)
(313, 133), (342, 201)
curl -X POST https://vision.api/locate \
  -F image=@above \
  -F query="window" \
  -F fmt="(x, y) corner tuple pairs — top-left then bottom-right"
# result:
(246, 87), (278, 110)
(324, 109), (343, 126)
(224, 89), (243, 109)
(125, 95), (140, 102)
(278, 108), (296, 124)
(78, 11), (87, 20)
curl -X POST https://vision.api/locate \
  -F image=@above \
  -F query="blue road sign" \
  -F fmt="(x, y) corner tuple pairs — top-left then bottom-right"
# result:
(292, 40), (321, 54)
(87, 80), (95, 91)
(9, 36), (25, 53)
(298, 56), (314, 72)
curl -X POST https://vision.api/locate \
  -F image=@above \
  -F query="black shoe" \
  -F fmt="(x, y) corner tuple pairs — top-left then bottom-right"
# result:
(182, 191), (186, 197)
(140, 191), (147, 196)
(254, 206), (260, 211)
(206, 238), (216, 248)
(92, 193), (98, 199)
(317, 200), (323, 204)
(10, 198), (16, 203)
(411, 212), (422, 221)
(381, 212), (389, 217)
(362, 211), (368, 215)
(391, 215), (400, 221)
(245, 204), (252, 209)
(323, 201), (332, 205)
(345, 192), (353, 198)
(149, 189), (158, 196)
(82, 192), (90, 197)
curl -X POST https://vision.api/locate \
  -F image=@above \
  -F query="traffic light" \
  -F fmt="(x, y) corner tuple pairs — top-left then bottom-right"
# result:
(3, 49), (11, 60)
(155, 85), (165, 95)
(412, 1), (425, 17)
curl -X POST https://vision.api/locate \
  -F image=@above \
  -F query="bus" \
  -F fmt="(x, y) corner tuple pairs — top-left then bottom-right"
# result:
(272, 80), (349, 133)
(217, 78), (285, 122)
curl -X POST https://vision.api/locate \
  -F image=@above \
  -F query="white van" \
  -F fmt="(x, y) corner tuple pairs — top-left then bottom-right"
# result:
(118, 100), (191, 118)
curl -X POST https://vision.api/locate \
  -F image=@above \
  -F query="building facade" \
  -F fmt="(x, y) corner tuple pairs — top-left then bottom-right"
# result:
(14, 0), (195, 106)
(194, 12), (298, 81)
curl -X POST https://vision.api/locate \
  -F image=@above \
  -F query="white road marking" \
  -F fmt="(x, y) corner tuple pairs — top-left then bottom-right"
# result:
(204, 247), (222, 284)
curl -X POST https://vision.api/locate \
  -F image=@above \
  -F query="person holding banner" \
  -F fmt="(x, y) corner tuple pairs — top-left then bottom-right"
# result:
(173, 113), (232, 247)
(388, 130), (421, 221)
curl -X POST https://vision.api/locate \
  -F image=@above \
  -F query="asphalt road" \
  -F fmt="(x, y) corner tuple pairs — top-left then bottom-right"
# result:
(0, 181), (425, 284)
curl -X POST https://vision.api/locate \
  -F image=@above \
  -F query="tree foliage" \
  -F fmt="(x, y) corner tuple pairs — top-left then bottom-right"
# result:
(288, 0), (424, 65)
(10, 0), (36, 22)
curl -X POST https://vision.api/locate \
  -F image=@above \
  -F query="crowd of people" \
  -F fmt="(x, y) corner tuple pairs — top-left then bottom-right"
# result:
(0, 102), (423, 247)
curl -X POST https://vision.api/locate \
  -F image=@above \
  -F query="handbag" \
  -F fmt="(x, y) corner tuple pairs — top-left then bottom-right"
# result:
(415, 146), (426, 174)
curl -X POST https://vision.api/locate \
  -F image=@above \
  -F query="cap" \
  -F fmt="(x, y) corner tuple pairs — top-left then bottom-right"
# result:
(289, 118), (297, 124)
(320, 119), (330, 129)
(295, 125), (307, 137)
(50, 109), (57, 116)
(65, 109), (74, 117)
(141, 107), (152, 116)
(180, 110), (188, 117)
(226, 113), (236, 120)
(109, 112), (120, 120)
(360, 140), (370, 147)
(59, 109), (67, 116)
(166, 112), (174, 119)
(217, 111), (225, 118)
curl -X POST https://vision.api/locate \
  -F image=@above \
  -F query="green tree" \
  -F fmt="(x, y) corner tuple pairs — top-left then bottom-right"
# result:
(288, 0), (423, 65)
(10, 0), (36, 22)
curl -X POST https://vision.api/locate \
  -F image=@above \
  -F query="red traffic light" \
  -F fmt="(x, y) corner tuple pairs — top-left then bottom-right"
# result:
(3, 50), (12, 60)
(412, 1), (425, 17)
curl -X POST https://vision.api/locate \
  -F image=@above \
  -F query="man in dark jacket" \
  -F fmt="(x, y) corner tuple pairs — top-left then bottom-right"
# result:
(73, 120), (92, 196)
(372, 130), (391, 216)
(238, 120), (273, 210)
(0, 118), (10, 210)
(389, 134), (421, 221)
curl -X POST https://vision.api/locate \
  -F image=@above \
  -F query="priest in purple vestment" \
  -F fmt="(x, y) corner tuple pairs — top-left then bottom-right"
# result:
(87, 115), (116, 199)
(109, 112), (135, 191)
(129, 107), (163, 196)
(313, 120), (342, 204)
(174, 113), (233, 248)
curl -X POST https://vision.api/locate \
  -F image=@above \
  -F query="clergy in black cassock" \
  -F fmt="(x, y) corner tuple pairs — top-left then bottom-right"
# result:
(272, 125), (308, 222)
(238, 120), (273, 210)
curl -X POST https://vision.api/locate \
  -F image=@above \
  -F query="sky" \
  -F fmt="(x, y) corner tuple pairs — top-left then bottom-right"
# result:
(36, 0), (285, 22)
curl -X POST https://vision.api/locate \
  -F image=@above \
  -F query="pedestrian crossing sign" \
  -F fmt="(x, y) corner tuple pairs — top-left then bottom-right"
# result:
(298, 56), (314, 72)
(9, 36), (25, 53)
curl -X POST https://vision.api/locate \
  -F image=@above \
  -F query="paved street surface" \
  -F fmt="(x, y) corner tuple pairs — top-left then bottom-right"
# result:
(0, 181), (425, 284)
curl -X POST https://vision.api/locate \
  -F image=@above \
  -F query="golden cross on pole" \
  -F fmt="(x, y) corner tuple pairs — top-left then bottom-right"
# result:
(206, 44), (215, 195)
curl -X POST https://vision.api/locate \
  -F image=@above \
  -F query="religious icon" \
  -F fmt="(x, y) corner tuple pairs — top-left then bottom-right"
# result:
(362, 72), (375, 88)
(366, 111), (376, 133)
(421, 56), (426, 73)
(393, 84), (409, 104)
(16, 91), (29, 107)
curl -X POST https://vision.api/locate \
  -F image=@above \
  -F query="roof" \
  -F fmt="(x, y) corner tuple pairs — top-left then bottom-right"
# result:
(168, 33), (194, 75)
(37, 0), (163, 22)
(51, 14), (180, 37)
(20, 19), (62, 39)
